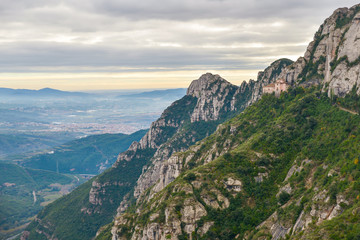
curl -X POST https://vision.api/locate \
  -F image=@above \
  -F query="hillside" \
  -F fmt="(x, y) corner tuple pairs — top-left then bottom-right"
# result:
(0, 162), (76, 239)
(22, 63), (293, 240)
(278, 4), (360, 98)
(22, 3), (360, 240)
(105, 87), (360, 239)
(0, 132), (78, 158)
(98, 4), (360, 239)
(22, 130), (147, 174)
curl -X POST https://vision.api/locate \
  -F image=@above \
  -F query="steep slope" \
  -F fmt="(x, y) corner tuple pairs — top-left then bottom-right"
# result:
(22, 64), (292, 240)
(107, 87), (360, 240)
(103, 5), (360, 239)
(278, 4), (360, 97)
(22, 130), (147, 174)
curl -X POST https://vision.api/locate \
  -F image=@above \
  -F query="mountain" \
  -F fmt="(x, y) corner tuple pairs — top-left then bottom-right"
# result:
(118, 88), (187, 100)
(22, 62), (292, 240)
(0, 133), (76, 158)
(0, 162), (76, 239)
(277, 4), (360, 98)
(106, 86), (360, 240)
(21, 130), (147, 174)
(0, 87), (90, 98)
(98, 4), (360, 239)
(22, 4), (360, 240)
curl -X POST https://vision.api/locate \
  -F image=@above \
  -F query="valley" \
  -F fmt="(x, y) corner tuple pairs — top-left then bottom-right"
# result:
(0, 88), (184, 240)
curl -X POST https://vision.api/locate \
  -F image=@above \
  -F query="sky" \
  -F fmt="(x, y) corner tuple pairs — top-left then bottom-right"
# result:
(0, 0), (359, 90)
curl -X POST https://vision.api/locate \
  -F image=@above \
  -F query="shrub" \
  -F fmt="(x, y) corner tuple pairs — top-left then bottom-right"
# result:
(278, 191), (291, 205)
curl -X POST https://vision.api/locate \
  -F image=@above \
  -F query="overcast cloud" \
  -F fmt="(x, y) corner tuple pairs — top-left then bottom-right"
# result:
(0, 0), (359, 89)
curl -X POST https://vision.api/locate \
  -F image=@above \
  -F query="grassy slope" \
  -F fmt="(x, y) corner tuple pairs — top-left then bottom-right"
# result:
(0, 133), (77, 158)
(22, 130), (147, 174)
(0, 162), (73, 236)
(110, 87), (360, 240)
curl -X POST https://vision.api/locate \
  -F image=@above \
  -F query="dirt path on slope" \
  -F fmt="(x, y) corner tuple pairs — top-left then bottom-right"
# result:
(338, 106), (358, 115)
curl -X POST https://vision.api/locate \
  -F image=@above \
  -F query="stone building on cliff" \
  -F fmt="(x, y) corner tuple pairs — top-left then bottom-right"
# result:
(263, 79), (289, 97)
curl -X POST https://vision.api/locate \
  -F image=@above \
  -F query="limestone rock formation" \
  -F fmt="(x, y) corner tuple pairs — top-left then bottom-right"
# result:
(130, 68), (292, 205)
(278, 4), (360, 96)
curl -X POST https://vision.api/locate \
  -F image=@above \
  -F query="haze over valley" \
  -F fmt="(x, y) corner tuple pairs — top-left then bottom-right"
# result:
(0, 88), (185, 158)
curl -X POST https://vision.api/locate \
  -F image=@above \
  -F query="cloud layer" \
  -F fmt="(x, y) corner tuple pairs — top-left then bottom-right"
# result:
(0, 0), (359, 89)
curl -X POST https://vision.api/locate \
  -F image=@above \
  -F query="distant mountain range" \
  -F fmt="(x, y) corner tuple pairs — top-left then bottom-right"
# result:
(118, 88), (186, 99)
(0, 87), (187, 100)
(0, 87), (90, 98)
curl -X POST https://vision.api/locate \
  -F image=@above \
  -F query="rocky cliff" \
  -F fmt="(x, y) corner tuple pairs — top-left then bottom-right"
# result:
(134, 64), (292, 204)
(278, 4), (360, 96)
(108, 87), (360, 240)
(23, 63), (291, 240)
(100, 5), (360, 240)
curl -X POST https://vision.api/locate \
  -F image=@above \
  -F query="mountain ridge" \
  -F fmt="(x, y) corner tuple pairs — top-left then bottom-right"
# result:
(21, 3), (360, 240)
(0, 87), (90, 97)
(22, 60), (292, 240)
(99, 4), (360, 239)
(21, 130), (147, 174)
(278, 4), (360, 97)
(107, 86), (360, 240)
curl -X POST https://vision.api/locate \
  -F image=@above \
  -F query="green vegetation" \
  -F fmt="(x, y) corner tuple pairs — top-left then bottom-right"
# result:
(336, 84), (360, 113)
(335, 5), (360, 29)
(113, 87), (360, 240)
(294, 202), (360, 239)
(25, 147), (156, 240)
(25, 82), (259, 240)
(0, 132), (77, 159)
(330, 54), (360, 73)
(94, 223), (113, 240)
(269, 58), (294, 81)
(23, 130), (146, 174)
(278, 191), (291, 205)
(298, 33), (327, 83)
(0, 162), (74, 239)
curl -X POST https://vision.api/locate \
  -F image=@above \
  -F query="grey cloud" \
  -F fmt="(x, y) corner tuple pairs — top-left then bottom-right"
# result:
(0, 39), (306, 72)
(86, 0), (358, 20)
(0, 0), (359, 76)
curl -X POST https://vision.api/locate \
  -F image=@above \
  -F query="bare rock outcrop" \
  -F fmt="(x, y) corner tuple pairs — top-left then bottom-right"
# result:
(277, 4), (360, 96)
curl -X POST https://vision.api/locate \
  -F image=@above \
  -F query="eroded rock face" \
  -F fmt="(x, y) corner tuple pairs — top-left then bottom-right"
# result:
(187, 73), (239, 122)
(110, 64), (292, 240)
(121, 73), (241, 201)
(277, 4), (360, 96)
(181, 198), (207, 235)
(84, 180), (130, 215)
(256, 212), (292, 240)
(151, 155), (183, 195)
(131, 70), (292, 203)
